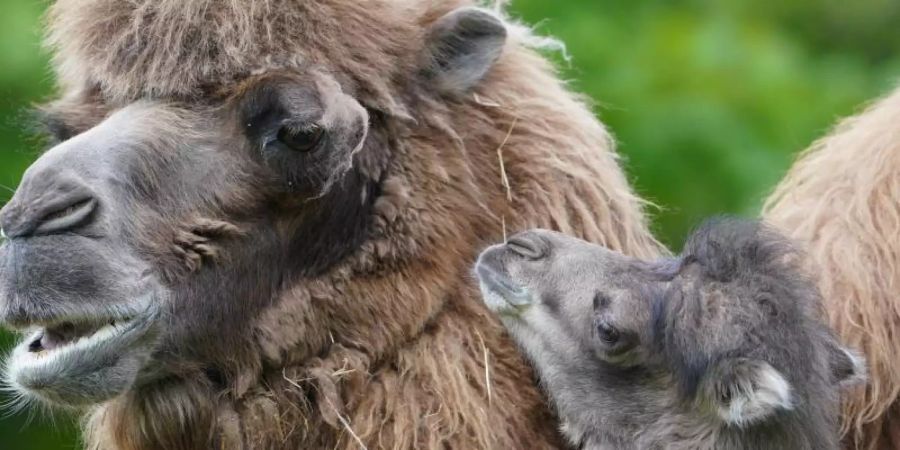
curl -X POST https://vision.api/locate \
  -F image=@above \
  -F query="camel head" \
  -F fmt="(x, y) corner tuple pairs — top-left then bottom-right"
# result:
(0, 1), (508, 410)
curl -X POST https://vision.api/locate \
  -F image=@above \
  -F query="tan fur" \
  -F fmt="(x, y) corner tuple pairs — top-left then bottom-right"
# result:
(764, 86), (900, 450)
(43, 1), (662, 449)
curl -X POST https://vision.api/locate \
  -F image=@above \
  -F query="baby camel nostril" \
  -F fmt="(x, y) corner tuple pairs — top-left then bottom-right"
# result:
(506, 233), (547, 260)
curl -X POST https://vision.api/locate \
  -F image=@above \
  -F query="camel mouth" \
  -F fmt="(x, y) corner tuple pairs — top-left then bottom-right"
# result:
(25, 317), (137, 354)
(475, 258), (533, 315)
(5, 300), (161, 407)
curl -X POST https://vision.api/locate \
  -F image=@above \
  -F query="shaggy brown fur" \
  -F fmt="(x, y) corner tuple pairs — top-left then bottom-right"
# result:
(32, 1), (662, 449)
(764, 86), (900, 450)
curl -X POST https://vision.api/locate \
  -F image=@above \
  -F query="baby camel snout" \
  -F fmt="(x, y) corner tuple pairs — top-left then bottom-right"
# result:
(475, 231), (560, 314)
(477, 231), (550, 277)
(0, 170), (98, 239)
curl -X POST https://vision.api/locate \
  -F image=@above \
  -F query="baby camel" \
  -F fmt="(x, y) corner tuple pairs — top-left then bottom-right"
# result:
(476, 219), (864, 450)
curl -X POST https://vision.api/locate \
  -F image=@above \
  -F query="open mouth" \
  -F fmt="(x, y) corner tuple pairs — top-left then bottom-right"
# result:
(5, 303), (160, 406)
(475, 259), (533, 315)
(25, 316), (137, 356)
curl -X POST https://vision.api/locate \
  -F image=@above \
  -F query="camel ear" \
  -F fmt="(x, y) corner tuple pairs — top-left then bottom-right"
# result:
(704, 358), (793, 428)
(422, 8), (507, 95)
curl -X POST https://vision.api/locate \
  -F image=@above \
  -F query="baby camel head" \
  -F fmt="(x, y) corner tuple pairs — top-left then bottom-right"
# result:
(476, 219), (865, 450)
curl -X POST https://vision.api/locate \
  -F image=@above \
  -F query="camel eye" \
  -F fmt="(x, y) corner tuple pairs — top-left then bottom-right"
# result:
(596, 321), (620, 344)
(276, 124), (324, 152)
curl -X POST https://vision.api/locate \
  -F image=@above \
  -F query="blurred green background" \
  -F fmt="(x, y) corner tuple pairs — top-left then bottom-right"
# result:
(1, 0), (899, 448)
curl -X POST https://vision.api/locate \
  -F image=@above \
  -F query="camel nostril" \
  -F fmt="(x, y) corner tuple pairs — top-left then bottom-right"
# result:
(506, 233), (548, 260)
(32, 197), (98, 236)
(0, 176), (102, 238)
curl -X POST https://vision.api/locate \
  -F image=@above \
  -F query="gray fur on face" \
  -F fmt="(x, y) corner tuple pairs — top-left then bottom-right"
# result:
(476, 219), (865, 450)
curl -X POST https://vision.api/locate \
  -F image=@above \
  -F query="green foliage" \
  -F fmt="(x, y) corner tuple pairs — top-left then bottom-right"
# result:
(0, 1), (898, 448)
(512, 0), (900, 245)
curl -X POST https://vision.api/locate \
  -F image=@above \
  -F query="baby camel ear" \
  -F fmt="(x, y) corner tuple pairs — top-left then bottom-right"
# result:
(422, 8), (507, 95)
(704, 358), (793, 428)
(826, 342), (867, 387)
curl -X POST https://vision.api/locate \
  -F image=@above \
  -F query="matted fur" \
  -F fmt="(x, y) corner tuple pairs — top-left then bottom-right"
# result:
(38, 1), (663, 449)
(764, 86), (900, 450)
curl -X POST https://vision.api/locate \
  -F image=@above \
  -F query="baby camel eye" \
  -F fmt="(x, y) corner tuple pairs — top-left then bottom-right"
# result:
(596, 321), (620, 345)
(277, 124), (325, 152)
